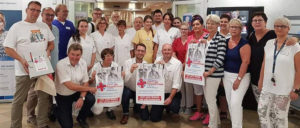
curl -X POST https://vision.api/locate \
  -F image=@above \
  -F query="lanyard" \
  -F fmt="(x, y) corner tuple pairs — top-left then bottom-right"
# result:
(272, 39), (287, 74)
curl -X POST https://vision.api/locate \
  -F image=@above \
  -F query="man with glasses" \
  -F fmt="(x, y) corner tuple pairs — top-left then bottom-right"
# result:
(26, 7), (60, 126)
(87, 8), (102, 35)
(120, 43), (147, 124)
(3, 1), (55, 128)
(107, 11), (120, 36)
(52, 4), (75, 60)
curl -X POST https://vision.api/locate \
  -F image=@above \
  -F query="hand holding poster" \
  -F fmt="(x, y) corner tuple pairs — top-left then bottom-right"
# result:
(95, 67), (124, 107)
(136, 64), (164, 105)
(184, 43), (206, 85)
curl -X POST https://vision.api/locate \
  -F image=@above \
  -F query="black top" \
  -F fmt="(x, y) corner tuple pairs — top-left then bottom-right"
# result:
(248, 30), (276, 85)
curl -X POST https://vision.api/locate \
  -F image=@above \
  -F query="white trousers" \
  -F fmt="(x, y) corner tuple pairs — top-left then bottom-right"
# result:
(223, 71), (250, 128)
(204, 77), (222, 128)
(258, 91), (290, 128)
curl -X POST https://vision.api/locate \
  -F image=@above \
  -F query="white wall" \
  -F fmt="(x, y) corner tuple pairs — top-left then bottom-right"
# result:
(207, 0), (300, 31)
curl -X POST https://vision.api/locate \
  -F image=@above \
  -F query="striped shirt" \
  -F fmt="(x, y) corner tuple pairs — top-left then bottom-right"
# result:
(204, 31), (227, 78)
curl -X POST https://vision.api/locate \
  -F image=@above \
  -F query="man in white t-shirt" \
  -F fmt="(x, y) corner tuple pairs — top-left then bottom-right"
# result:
(87, 8), (102, 35)
(3, 1), (55, 128)
(107, 11), (120, 36)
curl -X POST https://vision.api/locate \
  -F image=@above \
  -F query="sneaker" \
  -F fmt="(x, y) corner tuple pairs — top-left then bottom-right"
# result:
(189, 112), (205, 121)
(184, 108), (192, 115)
(202, 114), (210, 125)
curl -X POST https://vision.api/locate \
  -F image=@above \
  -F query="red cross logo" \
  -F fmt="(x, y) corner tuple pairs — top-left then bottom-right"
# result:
(97, 82), (106, 91)
(187, 58), (192, 67)
(137, 79), (146, 88)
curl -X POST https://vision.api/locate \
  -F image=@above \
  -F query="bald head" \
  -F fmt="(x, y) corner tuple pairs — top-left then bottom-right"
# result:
(162, 44), (173, 59)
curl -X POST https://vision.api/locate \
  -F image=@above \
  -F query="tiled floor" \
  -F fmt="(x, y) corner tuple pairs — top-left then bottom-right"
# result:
(0, 102), (300, 128)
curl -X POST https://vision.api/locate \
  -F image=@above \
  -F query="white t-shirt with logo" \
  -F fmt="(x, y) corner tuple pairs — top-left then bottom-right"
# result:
(3, 21), (55, 76)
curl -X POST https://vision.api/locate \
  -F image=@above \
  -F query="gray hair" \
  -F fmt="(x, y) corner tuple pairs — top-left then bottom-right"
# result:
(206, 14), (220, 24)
(274, 17), (291, 28)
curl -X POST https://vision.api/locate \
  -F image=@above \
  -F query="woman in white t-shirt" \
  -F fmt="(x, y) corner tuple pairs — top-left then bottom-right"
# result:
(90, 17), (115, 62)
(258, 17), (300, 128)
(153, 12), (181, 59)
(114, 20), (134, 67)
(68, 19), (96, 71)
(89, 48), (119, 120)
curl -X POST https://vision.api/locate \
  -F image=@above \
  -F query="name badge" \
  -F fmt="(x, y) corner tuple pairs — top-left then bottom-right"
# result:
(66, 27), (71, 30)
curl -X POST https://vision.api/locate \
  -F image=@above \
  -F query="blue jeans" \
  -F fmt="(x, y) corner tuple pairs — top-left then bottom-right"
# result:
(121, 87), (139, 115)
(140, 92), (182, 122)
(55, 92), (95, 128)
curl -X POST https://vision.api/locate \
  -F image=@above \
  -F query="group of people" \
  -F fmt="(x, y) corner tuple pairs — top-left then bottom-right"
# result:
(1, 1), (300, 128)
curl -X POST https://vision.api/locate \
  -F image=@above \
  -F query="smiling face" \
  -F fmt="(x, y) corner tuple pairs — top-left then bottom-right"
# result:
(144, 18), (153, 30)
(162, 44), (173, 59)
(173, 18), (182, 28)
(192, 20), (203, 33)
(26, 3), (41, 23)
(78, 21), (88, 34)
(133, 17), (143, 30)
(68, 49), (82, 66)
(135, 45), (146, 60)
(163, 15), (172, 28)
(118, 24), (126, 33)
(206, 20), (219, 33)
(220, 18), (229, 31)
(42, 8), (55, 26)
(56, 5), (69, 21)
(274, 20), (290, 37)
(153, 12), (163, 24)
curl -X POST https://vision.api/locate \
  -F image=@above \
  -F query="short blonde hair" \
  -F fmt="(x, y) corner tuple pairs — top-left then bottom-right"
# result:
(274, 17), (291, 28)
(55, 4), (67, 16)
(180, 22), (189, 29)
(229, 18), (243, 29)
(206, 14), (220, 24)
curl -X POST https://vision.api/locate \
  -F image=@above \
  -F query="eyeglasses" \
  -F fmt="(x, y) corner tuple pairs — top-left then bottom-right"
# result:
(252, 19), (264, 23)
(28, 8), (41, 13)
(229, 26), (241, 29)
(274, 25), (288, 29)
(180, 28), (189, 31)
(44, 13), (55, 17)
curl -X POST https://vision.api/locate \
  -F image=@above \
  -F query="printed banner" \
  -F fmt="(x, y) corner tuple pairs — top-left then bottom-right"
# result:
(136, 64), (164, 105)
(184, 43), (206, 85)
(95, 67), (124, 107)
(0, 43), (15, 102)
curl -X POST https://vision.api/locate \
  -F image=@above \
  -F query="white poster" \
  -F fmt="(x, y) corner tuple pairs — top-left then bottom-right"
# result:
(136, 64), (164, 105)
(0, 44), (15, 102)
(184, 43), (206, 85)
(95, 67), (123, 107)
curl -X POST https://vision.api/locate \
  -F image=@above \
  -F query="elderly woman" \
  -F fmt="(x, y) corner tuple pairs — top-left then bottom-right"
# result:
(257, 17), (300, 128)
(172, 23), (193, 115)
(0, 13), (7, 48)
(187, 15), (209, 122)
(114, 20), (134, 67)
(55, 43), (97, 128)
(68, 19), (96, 72)
(202, 14), (227, 127)
(153, 12), (181, 59)
(90, 17), (114, 62)
(173, 17), (182, 29)
(223, 19), (251, 128)
(89, 48), (119, 120)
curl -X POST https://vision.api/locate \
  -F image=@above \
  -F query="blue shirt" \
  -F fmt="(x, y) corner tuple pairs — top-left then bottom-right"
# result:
(224, 38), (248, 73)
(52, 19), (75, 60)
(50, 25), (59, 70)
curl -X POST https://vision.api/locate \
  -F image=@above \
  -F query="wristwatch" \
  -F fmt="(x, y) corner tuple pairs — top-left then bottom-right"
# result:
(80, 96), (85, 101)
(237, 76), (242, 81)
(292, 88), (300, 95)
